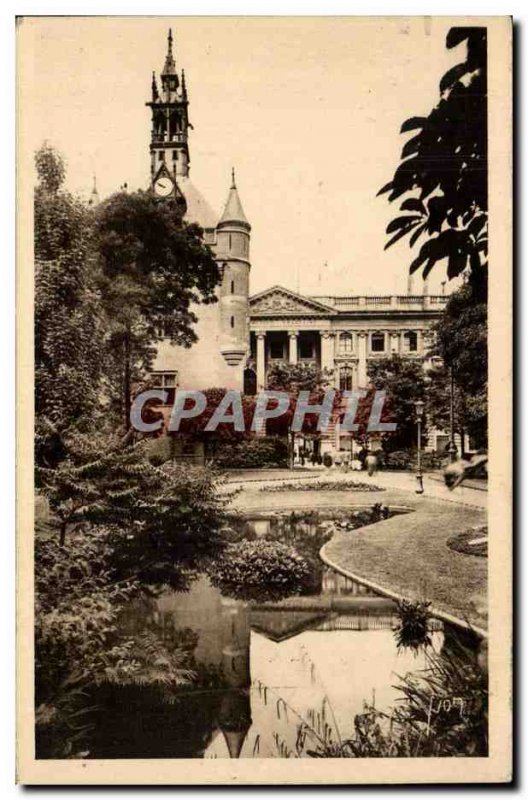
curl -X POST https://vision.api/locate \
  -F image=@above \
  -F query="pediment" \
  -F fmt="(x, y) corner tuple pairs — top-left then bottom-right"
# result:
(249, 286), (335, 317)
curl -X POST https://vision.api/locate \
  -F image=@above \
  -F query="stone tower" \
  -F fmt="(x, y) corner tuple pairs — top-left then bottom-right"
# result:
(147, 32), (251, 391)
(216, 169), (251, 367)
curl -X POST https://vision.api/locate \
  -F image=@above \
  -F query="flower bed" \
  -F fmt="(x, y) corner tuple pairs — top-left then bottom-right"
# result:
(260, 479), (384, 493)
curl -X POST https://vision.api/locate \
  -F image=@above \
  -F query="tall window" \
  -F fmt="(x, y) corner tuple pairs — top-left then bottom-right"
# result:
(299, 339), (314, 360)
(339, 366), (353, 392)
(230, 316), (235, 329)
(339, 333), (353, 354)
(403, 331), (418, 353)
(371, 333), (385, 353)
(231, 279), (235, 294)
(269, 341), (285, 360)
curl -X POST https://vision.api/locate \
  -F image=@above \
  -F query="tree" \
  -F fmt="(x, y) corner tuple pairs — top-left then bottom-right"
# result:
(430, 284), (488, 448)
(367, 356), (426, 451)
(34, 143), (104, 466)
(266, 362), (338, 465)
(379, 28), (487, 294)
(94, 191), (220, 429)
(37, 429), (230, 585)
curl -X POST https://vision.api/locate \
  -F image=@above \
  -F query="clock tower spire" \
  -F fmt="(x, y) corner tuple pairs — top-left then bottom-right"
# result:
(147, 29), (190, 187)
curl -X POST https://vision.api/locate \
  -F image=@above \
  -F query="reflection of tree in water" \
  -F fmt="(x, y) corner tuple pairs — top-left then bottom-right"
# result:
(87, 590), (255, 759)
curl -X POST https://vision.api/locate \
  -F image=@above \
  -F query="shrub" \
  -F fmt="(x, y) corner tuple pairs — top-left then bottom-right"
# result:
(393, 599), (432, 653)
(384, 449), (444, 471)
(322, 453), (333, 468)
(305, 636), (488, 757)
(208, 539), (311, 602)
(211, 436), (289, 469)
(383, 449), (413, 470)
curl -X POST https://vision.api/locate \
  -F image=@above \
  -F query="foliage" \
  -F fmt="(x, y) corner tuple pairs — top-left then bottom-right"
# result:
(35, 526), (137, 698)
(447, 527), (488, 558)
(34, 520), (206, 758)
(393, 599), (433, 653)
(379, 28), (487, 291)
(210, 435), (289, 468)
(208, 539), (312, 602)
(383, 448), (444, 471)
(261, 479), (383, 493)
(322, 453), (333, 468)
(305, 637), (487, 757)
(94, 190), (220, 427)
(37, 431), (230, 583)
(431, 284), (487, 449)
(266, 361), (334, 393)
(265, 362), (340, 442)
(367, 356), (426, 450)
(34, 144), (104, 466)
(173, 387), (257, 440)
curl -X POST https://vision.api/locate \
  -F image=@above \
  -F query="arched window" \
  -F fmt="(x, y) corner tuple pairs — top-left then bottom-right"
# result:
(231, 279), (235, 294)
(230, 316), (235, 329)
(244, 367), (257, 396)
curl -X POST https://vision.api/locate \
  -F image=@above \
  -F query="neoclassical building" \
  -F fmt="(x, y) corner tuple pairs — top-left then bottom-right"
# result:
(248, 287), (446, 393)
(145, 32), (449, 450)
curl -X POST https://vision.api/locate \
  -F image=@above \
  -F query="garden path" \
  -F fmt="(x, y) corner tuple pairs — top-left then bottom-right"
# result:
(226, 470), (487, 635)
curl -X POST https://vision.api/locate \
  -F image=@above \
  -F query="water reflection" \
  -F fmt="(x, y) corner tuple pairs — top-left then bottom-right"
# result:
(89, 511), (447, 759)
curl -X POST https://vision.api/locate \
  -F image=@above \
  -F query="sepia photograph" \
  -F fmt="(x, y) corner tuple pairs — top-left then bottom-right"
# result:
(16, 14), (512, 784)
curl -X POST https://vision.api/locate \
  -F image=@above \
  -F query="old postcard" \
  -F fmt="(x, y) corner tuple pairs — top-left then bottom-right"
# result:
(17, 15), (512, 784)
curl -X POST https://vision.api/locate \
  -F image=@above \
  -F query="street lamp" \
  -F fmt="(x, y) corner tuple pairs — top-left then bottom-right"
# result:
(415, 399), (425, 494)
(447, 367), (458, 463)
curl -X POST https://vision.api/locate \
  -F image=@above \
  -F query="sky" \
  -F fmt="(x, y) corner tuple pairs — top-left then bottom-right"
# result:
(19, 16), (463, 296)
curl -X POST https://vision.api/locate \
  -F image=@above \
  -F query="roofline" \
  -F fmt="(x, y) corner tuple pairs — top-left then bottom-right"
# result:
(248, 285), (337, 314)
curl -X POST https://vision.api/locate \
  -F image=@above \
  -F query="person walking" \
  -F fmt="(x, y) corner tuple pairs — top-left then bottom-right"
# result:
(365, 450), (378, 477)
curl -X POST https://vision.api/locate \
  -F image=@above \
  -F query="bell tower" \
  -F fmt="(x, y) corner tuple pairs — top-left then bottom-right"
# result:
(146, 29), (190, 185)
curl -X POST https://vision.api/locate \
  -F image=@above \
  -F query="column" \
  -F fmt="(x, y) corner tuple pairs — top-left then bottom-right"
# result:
(288, 331), (298, 364)
(320, 331), (335, 374)
(357, 332), (368, 388)
(416, 329), (423, 356)
(256, 333), (266, 389)
(391, 331), (400, 355)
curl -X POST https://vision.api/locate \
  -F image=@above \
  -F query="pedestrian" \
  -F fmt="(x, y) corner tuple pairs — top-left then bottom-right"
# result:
(365, 450), (378, 477)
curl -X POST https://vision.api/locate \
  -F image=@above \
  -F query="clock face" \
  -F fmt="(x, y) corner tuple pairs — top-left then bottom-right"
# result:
(154, 176), (173, 197)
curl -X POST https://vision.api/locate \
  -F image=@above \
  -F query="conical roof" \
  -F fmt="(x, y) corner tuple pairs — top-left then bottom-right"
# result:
(218, 169), (250, 228)
(178, 177), (218, 229)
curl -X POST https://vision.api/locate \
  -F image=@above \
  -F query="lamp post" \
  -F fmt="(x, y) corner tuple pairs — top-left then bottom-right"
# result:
(415, 399), (425, 494)
(447, 367), (458, 463)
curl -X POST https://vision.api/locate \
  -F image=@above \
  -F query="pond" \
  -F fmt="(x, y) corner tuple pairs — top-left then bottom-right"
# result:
(86, 510), (477, 760)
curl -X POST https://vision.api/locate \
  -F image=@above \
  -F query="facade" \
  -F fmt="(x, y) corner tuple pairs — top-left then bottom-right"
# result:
(146, 32), (451, 451)
(248, 286), (446, 392)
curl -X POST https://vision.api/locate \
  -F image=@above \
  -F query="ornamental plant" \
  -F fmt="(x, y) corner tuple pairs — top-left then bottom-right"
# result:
(208, 539), (311, 602)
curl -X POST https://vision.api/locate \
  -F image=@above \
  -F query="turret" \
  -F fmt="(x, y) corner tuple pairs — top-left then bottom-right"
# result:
(217, 169), (251, 366)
